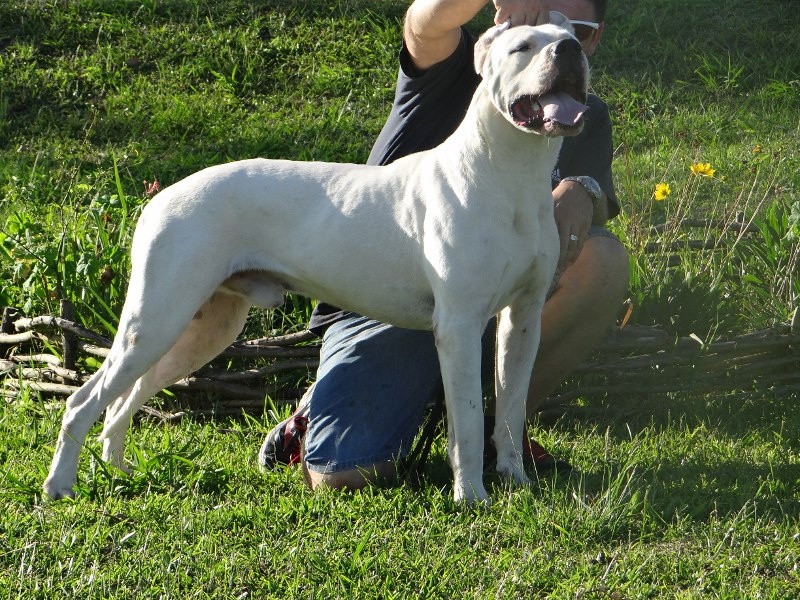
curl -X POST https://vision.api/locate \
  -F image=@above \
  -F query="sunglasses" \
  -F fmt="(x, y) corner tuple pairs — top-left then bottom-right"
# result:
(569, 20), (600, 42)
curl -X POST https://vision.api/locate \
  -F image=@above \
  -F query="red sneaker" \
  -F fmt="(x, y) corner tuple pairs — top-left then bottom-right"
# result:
(258, 404), (309, 470)
(483, 417), (573, 475)
(522, 436), (573, 475)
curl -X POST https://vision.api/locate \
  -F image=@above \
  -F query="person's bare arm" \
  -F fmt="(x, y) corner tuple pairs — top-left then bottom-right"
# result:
(404, 0), (550, 71)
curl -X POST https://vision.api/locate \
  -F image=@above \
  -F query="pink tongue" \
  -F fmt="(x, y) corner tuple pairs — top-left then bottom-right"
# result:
(539, 92), (587, 126)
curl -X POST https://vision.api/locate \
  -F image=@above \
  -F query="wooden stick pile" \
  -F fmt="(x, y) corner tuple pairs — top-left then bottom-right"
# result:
(2, 301), (797, 421)
(0, 302), (319, 418)
(546, 317), (799, 409)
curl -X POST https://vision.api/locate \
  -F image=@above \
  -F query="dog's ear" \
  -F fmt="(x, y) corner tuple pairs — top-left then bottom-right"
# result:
(548, 10), (575, 36)
(474, 19), (511, 75)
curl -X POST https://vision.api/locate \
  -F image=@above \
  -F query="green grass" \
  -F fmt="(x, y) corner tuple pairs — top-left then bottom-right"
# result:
(3, 389), (798, 597)
(1, 0), (799, 597)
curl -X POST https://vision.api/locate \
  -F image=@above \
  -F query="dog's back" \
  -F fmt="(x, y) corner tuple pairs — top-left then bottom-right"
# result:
(133, 157), (441, 329)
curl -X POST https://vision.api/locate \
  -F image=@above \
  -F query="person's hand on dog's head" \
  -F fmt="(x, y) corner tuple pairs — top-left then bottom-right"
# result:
(493, 0), (550, 27)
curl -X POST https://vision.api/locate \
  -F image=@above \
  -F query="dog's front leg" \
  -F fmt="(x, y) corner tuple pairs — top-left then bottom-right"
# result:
(493, 298), (544, 486)
(434, 314), (488, 504)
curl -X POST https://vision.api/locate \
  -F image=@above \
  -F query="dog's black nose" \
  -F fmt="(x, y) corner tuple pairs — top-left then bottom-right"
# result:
(553, 37), (582, 56)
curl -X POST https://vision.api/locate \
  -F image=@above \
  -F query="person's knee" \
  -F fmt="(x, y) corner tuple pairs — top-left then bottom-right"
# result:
(303, 461), (396, 491)
(601, 235), (630, 283)
(576, 235), (629, 299)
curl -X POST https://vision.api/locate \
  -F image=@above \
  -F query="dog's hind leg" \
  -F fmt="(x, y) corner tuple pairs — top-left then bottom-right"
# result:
(99, 289), (254, 469)
(44, 279), (257, 499)
(99, 387), (135, 470)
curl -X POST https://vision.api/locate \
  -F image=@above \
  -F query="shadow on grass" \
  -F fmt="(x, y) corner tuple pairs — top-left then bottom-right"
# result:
(401, 385), (799, 527)
(561, 387), (799, 443)
(599, 0), (799, 89)
(550, 388), (800, 521)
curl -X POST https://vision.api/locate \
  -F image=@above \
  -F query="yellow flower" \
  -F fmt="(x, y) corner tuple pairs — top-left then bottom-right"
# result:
(690, 162), (716, 177)
(653, 182), (671, 201)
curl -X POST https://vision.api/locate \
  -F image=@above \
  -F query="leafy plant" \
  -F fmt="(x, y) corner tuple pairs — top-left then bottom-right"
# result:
(731, 197), (800, 325)
(1, 163), (141, 329)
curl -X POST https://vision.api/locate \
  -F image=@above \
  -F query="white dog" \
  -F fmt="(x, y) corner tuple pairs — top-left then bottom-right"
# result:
(44, 16), (588, 503)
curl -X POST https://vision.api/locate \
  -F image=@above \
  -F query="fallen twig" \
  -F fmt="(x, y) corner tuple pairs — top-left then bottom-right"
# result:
(1, 300), (798, 422)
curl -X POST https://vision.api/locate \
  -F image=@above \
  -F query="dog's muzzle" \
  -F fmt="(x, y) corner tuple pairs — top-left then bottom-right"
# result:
(509, 38), (587, 136)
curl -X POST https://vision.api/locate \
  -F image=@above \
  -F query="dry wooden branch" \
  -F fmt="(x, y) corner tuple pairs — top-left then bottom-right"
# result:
(644, 239), (727, 253)
(1, 301), (798, 423)
(200, 358), (319, 381)
(221, 344), (320, 358)
(649, 219), (759, 234)
(78, 342), (110, 358)
(0, 330), (35, 345)
(12, 314), (112, 347)
(4, 379), (81, 396)
(12, 353), (64, 366)
(17, 364), (83, 383)
(241, 330), (317, 347)
(170, 376), (267, 399)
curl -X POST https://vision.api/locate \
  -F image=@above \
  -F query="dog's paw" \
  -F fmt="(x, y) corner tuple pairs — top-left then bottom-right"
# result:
(495, 459), (530, 487)
(453, 479), (491, 505)
(42, 477), (76, 501)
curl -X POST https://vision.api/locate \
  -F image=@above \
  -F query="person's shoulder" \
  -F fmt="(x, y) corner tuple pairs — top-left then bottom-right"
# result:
(585, 93), (612, 129)
(586, 93), (609, 113)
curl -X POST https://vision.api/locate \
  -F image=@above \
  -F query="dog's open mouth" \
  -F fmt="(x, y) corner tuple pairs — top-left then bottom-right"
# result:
(509, 82), (587, 135)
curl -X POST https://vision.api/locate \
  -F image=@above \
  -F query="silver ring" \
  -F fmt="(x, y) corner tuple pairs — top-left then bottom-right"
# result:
(569, 234), (579, 242)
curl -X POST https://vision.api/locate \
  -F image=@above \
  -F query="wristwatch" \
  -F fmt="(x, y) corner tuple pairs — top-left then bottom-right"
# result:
(562, 175), (604, 211)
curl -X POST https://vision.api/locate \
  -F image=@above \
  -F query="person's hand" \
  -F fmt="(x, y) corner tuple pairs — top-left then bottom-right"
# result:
(492, 0), (550, 27)
(553, 181), (593, 269)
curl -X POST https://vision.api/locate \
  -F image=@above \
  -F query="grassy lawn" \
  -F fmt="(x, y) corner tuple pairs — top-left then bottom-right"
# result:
(1, 0), (798, 597)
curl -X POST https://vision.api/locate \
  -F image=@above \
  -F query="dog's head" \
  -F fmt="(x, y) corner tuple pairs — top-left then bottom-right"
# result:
(474, 13), (589, 138)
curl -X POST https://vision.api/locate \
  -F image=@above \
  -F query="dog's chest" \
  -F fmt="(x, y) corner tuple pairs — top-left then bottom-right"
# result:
(493, 201), (559, 303)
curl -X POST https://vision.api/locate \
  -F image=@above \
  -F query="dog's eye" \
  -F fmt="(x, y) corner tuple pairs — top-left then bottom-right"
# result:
(510, 42), (531, 54)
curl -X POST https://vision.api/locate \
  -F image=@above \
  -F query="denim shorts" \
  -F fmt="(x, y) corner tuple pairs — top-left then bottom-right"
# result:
(302, 226), (616, 473)
(302, 316), (442, 473)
